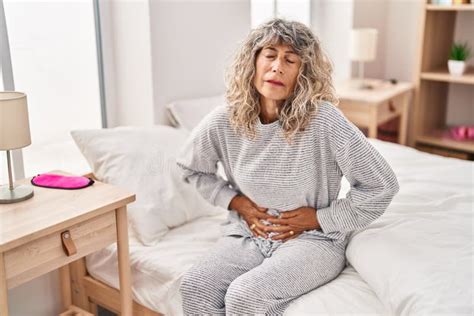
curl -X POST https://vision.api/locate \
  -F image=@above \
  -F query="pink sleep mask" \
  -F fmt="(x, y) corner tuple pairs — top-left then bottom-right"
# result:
(31, 173), (95, 190)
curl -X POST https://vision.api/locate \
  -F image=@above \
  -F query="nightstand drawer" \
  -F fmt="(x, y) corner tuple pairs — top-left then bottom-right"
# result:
(4, 210), (117, 289)
(377, 94), (404, 124)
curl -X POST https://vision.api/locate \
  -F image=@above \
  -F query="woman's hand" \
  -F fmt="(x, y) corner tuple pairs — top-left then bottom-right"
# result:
(265, 207), (320, 242)
(229, 195), (277, 238)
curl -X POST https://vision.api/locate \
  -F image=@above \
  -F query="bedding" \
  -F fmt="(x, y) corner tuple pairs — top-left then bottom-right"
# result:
(166, 94), (225, 131)
(81, 131), (473, 315)
(346, 140), (473, 315)
(70, 126), (225, 246)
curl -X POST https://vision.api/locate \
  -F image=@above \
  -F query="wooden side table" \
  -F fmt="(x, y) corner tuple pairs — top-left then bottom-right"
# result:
(335, 79), (414, 145)
(0, 170), (135, 316)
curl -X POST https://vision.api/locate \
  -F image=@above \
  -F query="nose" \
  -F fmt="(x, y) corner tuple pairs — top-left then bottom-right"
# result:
(271, 59), (284, 74)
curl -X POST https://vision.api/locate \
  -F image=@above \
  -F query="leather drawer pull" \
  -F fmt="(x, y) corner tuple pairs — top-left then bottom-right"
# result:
(61, 230), (77, 257)
(388, 100), (396, 112)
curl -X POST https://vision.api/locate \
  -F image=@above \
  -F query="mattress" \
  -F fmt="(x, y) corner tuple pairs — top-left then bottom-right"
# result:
(87, 212), (389, 315)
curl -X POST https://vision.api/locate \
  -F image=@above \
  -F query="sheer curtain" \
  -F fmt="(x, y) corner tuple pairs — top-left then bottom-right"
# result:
(2, 0), (103, 180)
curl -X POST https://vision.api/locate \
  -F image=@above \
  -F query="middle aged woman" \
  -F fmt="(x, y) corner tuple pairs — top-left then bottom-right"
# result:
(176, 18), (399, 315)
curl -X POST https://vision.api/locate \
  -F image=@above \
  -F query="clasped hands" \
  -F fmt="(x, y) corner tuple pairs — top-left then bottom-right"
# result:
(229, 195), (321, 242)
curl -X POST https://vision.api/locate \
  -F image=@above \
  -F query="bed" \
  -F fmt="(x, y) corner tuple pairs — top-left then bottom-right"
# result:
(67, 97), (473, 316)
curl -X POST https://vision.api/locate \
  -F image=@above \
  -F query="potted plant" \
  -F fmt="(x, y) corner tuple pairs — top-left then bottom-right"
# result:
(448, 41), (471, 76)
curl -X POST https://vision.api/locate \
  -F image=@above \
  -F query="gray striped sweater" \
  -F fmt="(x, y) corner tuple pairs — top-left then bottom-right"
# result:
(176, 101), (400, 242)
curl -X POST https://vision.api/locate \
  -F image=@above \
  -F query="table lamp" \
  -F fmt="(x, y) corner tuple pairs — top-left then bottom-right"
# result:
(350, 28), (378, 89)
(0, 91), (34, 204)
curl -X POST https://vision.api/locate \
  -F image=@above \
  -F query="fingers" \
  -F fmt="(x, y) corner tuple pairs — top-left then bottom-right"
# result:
(260, 224), (292, 233)
(254, 210), (276, 220)
(250, 220), (268, 238)
(271, 230), (300, 242)
(248, 218), (299, 241)
(266, 217), (290, 225)
(255, 205), (268, 213)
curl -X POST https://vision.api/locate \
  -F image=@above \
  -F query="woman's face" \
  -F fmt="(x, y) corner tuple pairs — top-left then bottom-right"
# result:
(253, 44), (302, 102)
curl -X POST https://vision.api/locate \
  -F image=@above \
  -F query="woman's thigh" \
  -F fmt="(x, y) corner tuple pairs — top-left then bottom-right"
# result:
(180, 235), (265, 308)
(194, 235), (265, 273)
(225, 237), (347, 312)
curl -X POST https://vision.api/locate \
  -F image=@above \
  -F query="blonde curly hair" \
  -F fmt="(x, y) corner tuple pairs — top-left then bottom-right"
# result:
(225, 18), (339, 144)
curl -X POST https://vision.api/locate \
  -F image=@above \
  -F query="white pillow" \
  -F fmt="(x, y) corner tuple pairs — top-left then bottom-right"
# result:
(166, 94), (225, 131)
(70, 125), (223, 246)
(346, 139), (474, 315)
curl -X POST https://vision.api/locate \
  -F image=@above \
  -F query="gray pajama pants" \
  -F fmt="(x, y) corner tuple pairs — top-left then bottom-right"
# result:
(179, 234), (348, 315)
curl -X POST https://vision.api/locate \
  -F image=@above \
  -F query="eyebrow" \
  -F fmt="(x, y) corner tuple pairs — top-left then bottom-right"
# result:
(264, 47), (297, 55)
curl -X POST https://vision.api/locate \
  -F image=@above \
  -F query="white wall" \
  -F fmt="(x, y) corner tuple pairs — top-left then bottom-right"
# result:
(352, 0), (389, 80)
(149, 0), (251, 125)
(311, 0), (354, 81)
(100, 0), (155, 127)
(8, 272), (61, 316)
(384, 0), (424, 82)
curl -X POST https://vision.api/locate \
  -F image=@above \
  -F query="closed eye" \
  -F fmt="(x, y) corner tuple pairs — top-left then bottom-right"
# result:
(265, 55), (296, 64)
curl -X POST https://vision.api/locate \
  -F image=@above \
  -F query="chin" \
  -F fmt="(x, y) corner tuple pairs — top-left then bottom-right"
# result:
(261, 91), (287, 101)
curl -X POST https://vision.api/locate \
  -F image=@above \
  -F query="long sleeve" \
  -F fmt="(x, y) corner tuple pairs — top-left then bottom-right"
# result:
(176, 110), (239, 211)
(316, 127), (400, 234)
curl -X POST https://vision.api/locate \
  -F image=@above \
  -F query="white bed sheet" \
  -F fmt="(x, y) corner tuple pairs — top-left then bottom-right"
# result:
(345, 140), (473, 315)
(87, 212), (388, 316)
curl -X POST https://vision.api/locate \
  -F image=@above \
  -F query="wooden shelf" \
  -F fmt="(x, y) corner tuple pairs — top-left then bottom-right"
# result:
(417, 129), (474, 153)
(413, 1), (474, 160)
(420, 67), (474, 84)
(426, 4), (474, 11)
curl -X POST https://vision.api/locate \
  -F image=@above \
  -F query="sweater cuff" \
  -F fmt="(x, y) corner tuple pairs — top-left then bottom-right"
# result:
(316, 205), (339, 234)
(214, 185), (239, 211)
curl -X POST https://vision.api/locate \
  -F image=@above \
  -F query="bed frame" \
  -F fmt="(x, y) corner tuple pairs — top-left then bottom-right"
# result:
(68, 173), (164, 316)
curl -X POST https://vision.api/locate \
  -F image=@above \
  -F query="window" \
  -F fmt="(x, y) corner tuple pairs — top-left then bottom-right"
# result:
(1, 0), (102, 180)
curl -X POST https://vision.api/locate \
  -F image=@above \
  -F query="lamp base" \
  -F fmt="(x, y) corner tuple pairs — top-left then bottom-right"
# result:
(0, 184), (34, 204)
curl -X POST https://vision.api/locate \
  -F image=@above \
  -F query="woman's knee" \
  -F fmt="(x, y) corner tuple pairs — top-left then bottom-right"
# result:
(180, 264), (226, 313)
(225, 277), (263, 314)
(179, 268), (198, 298)
(180, 265), (214, 298)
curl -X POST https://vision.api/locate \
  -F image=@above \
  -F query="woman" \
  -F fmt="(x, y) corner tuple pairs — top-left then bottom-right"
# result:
(176, 18), (399, 315)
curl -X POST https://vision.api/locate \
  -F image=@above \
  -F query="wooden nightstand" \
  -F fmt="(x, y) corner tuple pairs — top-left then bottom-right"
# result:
(0, 170), (135, 316)
(335, 79), (414, 145)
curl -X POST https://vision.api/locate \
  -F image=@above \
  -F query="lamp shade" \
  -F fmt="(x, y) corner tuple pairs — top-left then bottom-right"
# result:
(0, 91), (32, 150)
(350, 28), (378, 62)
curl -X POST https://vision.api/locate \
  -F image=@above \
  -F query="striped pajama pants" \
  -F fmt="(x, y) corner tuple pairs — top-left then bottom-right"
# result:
(179, 234), (348, 315)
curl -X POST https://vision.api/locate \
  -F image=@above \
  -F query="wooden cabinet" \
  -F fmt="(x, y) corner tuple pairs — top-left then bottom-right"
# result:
(412, 1), (474, 160)
(0, 170), (135, 316)
(335, 79), (413, 145)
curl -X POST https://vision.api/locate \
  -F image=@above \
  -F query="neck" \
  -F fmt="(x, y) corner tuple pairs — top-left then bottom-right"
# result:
(259, 96), (283, 124)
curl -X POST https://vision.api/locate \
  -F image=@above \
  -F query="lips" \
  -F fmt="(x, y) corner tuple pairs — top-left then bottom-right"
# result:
(266, 80), (284, 86)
